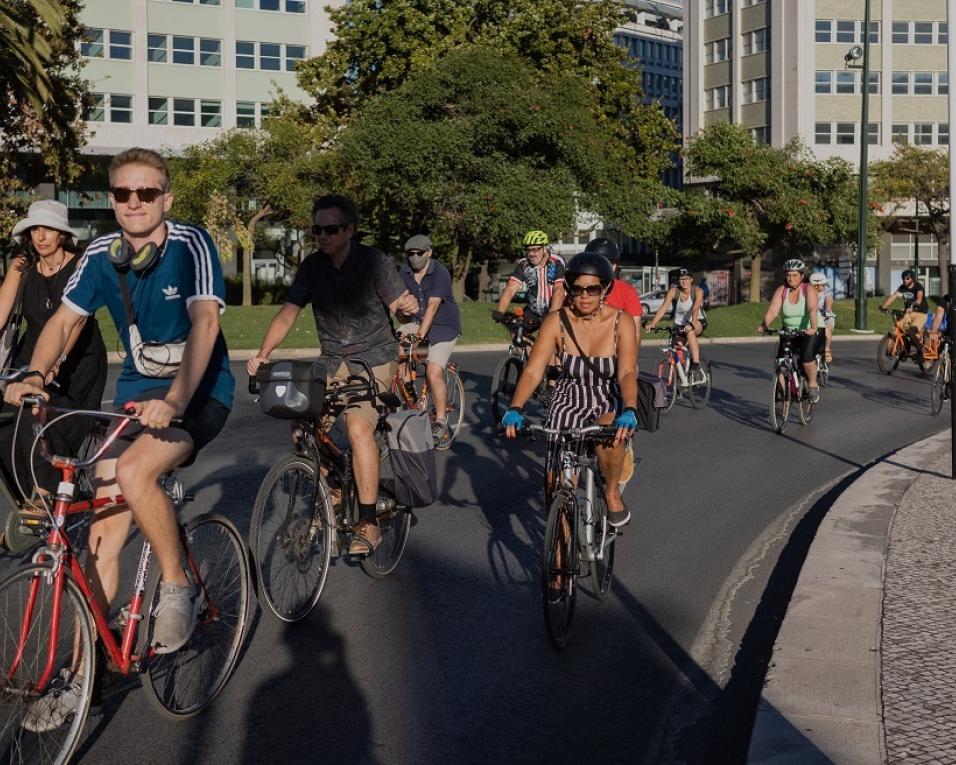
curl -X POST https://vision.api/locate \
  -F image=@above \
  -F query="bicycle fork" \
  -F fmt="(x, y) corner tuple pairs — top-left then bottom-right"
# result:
(579, 467), (613, 564)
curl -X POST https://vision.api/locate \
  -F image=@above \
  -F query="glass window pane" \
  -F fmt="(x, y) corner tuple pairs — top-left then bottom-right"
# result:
(892, 72), (909, 94)
(836, 20), (855, 43)
(235, 0), (253, 6)
(260, 0), (280, 9)
(173, 36), (195, 65)
(237, 101), (256, 128)
(147, 34), (167, 63)
(815, 20), (831, 43)
(868, 21), (880, 44)
(285, 44), (306, 70)
(892, 124), (909, 144)
(836, 71), (856, 94)
(200, 100), (221, 127)
(940, 72), (949, 96)
(914, 72), (933, 95)
(867, 122), (879, 145)
(815, 122), (831, 144)
(914, 123), (933, 145)
(260, 102), (272, 119)
(260, 43), (281, 70)
(86, 93), (105, 122)
(939, 124), (949, 146)
(110, 94), (132, 123)
(81, 28), (104, 58)
(173, 98), (195, 126)
(236, 41), (255, 69)
(200, 38), (221, 66)
(815, 70), (832, 94)
(892, 21), (909, 44)
(199, 0), (221, 5)
(836, 122), (855, 144)
(939, 23), (949, 45)
(109, 30), (132, 60)
(286, 0), (305, 11)
(148, 97), (168, 125)
(914, 22), (933, 44)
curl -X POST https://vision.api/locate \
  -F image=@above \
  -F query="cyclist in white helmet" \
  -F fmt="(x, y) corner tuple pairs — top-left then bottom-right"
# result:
(809, 272), (835, 363)
(758, 258), (821, 402)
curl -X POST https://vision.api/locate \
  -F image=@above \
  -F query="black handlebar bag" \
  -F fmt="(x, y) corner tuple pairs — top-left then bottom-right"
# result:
(256, 360), (327, 419)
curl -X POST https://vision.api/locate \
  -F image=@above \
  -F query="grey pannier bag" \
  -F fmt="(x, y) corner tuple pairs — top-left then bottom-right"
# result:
(386, 409), (437, 508)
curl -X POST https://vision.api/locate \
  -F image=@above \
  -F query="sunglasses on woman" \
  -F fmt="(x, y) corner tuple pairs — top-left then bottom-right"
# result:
(110, 187), (165, 204)
(569, 284), (604, 297)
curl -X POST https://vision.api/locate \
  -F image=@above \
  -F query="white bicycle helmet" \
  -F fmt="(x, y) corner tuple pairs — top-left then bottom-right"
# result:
(783, 258), (805, 272)
(809, 272), (826, 285)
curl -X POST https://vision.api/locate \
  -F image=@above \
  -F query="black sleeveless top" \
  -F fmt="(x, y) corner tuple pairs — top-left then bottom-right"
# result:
(14, 257), (107, 409)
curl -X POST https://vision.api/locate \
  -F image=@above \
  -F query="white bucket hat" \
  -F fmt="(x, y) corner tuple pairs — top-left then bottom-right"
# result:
(11, 200), (79, 240)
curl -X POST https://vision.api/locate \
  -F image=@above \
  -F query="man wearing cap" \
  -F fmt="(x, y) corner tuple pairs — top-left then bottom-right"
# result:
(397, 235), (461, 444)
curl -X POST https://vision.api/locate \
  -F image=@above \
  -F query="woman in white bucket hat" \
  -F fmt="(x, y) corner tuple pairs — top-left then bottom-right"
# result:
(0, 200), (107, 514)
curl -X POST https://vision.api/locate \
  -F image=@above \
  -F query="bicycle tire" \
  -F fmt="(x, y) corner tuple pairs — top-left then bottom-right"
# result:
(589, 494), (615, 600)
(818, 358), (830, 388)
(141, 514), (251, 720)
(687, 356), (712, 409)
(0, 564), (96, 765)
(359, 507), (411, 579)
(542, 492), (577, 650)
(798, 378), (814, 425)
(249, 455), (332, 624)
(931, 355), (950, 415)
(769, 373), (789, 434)
(877, 334), (899, 375)
(654, 354), (677, 414)
(427, 367), (465, 450)
(490, 356), (522, 426)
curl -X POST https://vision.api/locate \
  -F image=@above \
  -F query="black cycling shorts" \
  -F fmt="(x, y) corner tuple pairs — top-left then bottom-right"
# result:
(777, 332), (821, 365)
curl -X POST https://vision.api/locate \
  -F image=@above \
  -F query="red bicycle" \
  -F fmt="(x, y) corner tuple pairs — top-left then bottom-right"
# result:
(0, 395), (251, 763)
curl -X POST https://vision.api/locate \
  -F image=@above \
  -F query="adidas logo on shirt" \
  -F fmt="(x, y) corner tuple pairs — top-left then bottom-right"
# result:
(163, 285), (180, 301)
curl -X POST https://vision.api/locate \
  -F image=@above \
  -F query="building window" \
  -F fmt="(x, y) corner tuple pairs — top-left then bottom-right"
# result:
(836, 71), (856, 95)
(109, 30), (132, 60)
(940, 124), (950, 145)
(260, 102), (272, 120)
(172, 36), (195, 65)
(836, 20), (855, 43)
(892, 71), (910, 95)
(891, 124), (909, 144)
(815, 20), (832, 43)
(148, 97), (168, 125)
(940, 23), (949, 45)
(939, 72), (949, 96)
(200, 100), (222, 127)
(815, 122), (832, 144)
(173, 98), (195, 127)
(892, 21), (909, 44)
(866, 21), (880, 44)
(286, 44), (306, 71)
(705, 0), (729, 18)
(286, 0), (305, 11)
(80, 28), (104, 58)
(743, 77), (770, 104)
(148, 34), (167, 63)
(236, 41), (255, 68)
(704, 85), (731, 111)
(914, 123), (934, 145)
(914, 72), (933, 95)
(914, 22), (933, 44)
(200, 0), (221, 4)
(86, 93), (106, 122)
(867, 122), (880, 145)
(836, 122), (855, 145)
(868, 72), (880, 94)
(237, 101), (257, 128)
(236, 0), (253, 6)
(815, 70), (832, 94)
(742, 28), (769, 56)
(706, 38), (731, 64)
(259, 43), (281, 70)
(750, 126), (770, 143)
(200, 38), (221, 67)
(110, 94), (132, 123)
(260, 0), (280, 9)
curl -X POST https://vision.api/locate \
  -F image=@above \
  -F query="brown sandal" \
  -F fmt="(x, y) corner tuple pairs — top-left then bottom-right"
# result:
(348, 523), (382, 556)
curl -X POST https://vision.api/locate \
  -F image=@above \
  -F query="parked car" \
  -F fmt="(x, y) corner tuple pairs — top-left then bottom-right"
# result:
(640, 289), (668, 316)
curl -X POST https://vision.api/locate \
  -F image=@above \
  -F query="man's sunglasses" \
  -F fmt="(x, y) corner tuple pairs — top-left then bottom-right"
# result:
(312, 224), (346, 236)
(110, 187), (165, 204)
(569, 284), (604, 297)
(407, 250), (426, 256)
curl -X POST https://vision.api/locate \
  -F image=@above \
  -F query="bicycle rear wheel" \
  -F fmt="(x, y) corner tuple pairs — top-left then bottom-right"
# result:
(769, 373), (790, 434)
(818, 358), (830, 388)
(931, 354), (950, 415)
(687, 356), (712, 409)
(426, 366), (465, 450)
(798, 379), (815, 425)
(654, 354), (677, 414)
(359, 506), (411, 579)
(490, 356), (522, 426)
(0, 564), (96, 765)
(877, 335), (902, 375)
(141, 514), (251, 719)
(249, 455), (332, 624)
(542, 492), (577, 650)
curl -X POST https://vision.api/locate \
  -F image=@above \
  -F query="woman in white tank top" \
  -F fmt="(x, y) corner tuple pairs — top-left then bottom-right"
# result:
(646, 268), (708, 370)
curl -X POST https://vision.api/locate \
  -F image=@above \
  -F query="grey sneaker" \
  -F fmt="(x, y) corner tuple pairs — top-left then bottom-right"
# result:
(151, 581), (201, 655)
(808, 386), (820, 403)
(22, 668), (82, 733)
(431, 420), (449, 444)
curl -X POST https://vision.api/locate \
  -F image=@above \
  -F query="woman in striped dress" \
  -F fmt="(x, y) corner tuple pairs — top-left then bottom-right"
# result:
(502, 252), (639, 527)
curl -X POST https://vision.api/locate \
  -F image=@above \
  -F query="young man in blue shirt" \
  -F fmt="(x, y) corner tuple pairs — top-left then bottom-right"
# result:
(6, 148), (234, 724)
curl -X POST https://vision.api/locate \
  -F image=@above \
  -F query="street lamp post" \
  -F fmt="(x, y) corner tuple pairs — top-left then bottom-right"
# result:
(849, 0), (873, 330)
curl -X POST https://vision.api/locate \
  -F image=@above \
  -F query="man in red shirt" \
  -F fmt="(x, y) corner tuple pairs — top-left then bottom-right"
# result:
(584, 238), (642, 318)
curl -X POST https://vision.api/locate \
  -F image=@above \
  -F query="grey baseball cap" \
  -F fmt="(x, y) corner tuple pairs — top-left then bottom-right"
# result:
(404, 234), (432, 252)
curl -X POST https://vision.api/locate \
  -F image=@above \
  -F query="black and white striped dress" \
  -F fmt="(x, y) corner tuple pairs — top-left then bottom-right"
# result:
(546, 309), (624, 471)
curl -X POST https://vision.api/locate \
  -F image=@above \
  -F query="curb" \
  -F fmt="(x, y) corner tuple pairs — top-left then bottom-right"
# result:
(747, 430), (952, 764)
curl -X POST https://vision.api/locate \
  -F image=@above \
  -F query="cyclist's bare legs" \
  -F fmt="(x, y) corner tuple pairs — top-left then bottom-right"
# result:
(86, 432), (191, 612)
(345, 413), (380, 542)
(595, 412), (626, 513)
(425, 360), (447, 421)
(683, 321), (703, 365)
(802, 360), (818, 388)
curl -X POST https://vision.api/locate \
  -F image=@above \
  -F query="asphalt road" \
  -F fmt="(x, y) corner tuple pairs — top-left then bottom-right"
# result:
(3, 340), (948, 764)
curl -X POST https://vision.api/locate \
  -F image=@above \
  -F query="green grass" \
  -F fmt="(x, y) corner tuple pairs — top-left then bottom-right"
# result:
(95, 297), (895, 353)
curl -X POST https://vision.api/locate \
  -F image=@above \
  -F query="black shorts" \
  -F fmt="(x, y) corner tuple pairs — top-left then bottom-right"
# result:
(113, 388), (230, 467)
(777, 333), (820, 365)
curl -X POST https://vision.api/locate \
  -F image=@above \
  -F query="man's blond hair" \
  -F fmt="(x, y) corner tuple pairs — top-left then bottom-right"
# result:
(108, 147), (171, 190)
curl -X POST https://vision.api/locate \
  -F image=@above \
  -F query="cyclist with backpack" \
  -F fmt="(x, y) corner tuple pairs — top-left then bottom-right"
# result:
(646, 268), (708, 378)
(501, 252), (638, 528)
(758, 259), (821, 402)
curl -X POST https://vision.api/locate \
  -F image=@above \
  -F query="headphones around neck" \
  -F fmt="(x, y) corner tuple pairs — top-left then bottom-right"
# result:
(107, 237), (163, 274)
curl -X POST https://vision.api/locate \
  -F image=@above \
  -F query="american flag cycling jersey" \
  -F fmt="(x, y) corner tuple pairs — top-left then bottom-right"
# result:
(508, 253), (565, 317)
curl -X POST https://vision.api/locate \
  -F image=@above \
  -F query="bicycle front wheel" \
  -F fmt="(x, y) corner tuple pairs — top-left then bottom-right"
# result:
(542, 492), (577, 650)
(654, 354), (677, 414)
(142, 514), (251, 719)
(250, 455), (332, 624)
(0, 564), (96, 765)
(769, 373), (790, 434)
(798, 379), (815, 425)
(877, 334), (901, 375)
(427, 366), (466, 450)
(687, 356), (712, 409)
(589, 495), (615, 601)
(491, 356), (522, 426)
(931, 355), (950, 415)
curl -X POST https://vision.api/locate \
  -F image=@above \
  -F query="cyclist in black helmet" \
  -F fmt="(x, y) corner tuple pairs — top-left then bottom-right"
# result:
(502, 252), (638, 528)
(879, 268), (929, 360)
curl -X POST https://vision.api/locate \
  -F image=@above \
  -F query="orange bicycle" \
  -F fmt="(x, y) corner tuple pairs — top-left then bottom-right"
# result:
(877, 308), (928, 376)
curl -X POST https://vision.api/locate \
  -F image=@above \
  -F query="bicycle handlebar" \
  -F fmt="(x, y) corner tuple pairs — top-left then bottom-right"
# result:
(763, 327), (809, 337)
(519, 423), (620, 441)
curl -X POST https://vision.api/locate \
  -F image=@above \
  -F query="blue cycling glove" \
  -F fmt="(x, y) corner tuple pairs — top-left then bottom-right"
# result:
(502, 408), (526, 429)
(615, 408), (638, 431)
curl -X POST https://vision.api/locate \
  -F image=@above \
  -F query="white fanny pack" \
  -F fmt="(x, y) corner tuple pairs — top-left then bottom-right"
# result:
(120, 272), (185, 379)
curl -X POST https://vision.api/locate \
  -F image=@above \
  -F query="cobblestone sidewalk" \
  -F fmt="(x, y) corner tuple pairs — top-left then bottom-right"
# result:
(883, 451), (956, 764)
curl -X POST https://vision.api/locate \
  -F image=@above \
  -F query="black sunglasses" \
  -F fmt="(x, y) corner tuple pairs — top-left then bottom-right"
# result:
(312, 223), (346, 236)
(407, 250), (426, 256)
(110, 187), (165, 204)
(569, 284), (604, 298)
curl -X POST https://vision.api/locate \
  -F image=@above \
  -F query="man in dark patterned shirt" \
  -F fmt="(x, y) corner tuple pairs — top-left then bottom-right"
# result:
(249, 195), (418, 554)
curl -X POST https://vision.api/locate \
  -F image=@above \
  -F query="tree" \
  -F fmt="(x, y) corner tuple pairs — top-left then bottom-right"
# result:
(0, 0), (91, 183)
(872, 144), (950, 284)
(296, 0), (678, 179)
(679, 123), (866, 301)
(330, 45), (661, 299)
(169, 110), (318, 305)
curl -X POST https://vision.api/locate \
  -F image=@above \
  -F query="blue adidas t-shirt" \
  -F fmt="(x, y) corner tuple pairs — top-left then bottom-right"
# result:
(62, 221), (235, 408)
